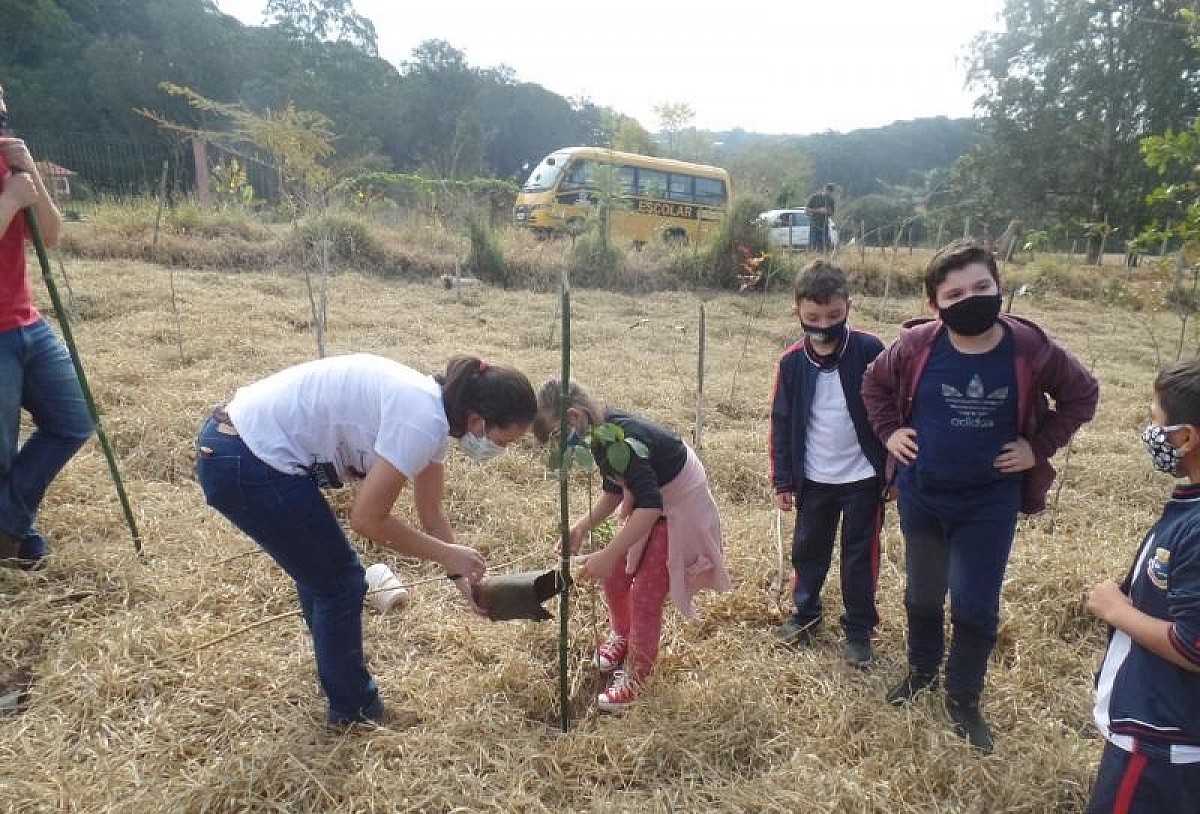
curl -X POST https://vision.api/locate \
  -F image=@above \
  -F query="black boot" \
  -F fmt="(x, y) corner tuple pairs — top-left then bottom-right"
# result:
(885, 668), (939, 705)
(946, 694), (994, 754)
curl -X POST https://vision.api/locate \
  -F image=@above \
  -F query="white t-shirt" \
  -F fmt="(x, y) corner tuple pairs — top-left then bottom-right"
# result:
(803, 369), (876, 485)
(226, 353), (450, 482)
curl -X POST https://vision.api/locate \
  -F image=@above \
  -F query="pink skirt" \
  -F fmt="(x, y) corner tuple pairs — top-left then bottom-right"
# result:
(622, 447), (732, 618)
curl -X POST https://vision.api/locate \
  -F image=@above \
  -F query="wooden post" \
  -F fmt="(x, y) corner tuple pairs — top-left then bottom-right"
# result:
(963, 215), (971, 240)
(694, 303), (706, 453)
(858, 220), (865, 263)
(934, 222), (944, 250)
(191, 138), (211, 205)
(152, 159), (169, 249)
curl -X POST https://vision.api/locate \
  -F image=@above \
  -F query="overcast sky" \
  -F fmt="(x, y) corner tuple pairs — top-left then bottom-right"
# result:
(216, 0), (1007, 136)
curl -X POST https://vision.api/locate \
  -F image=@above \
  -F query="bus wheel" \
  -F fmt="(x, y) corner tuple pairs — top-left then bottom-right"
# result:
(663, 229), (688, 246)
(565, 218), (587, 237)
(632, 241), (646, 252)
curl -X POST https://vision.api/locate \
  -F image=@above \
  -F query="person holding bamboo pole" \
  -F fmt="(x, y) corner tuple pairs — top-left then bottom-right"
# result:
(0, 82), (93, 570)
(196, 354), (536, 726)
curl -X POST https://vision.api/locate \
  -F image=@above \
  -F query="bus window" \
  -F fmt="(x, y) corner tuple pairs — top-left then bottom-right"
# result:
(695, 177), (727, 207)
(668, 174), (694, 202)
(522, 153), (568, 191)
(559, 160), (596, 192)
(637, 169), (668, 199)
(616, 165), (636, 195)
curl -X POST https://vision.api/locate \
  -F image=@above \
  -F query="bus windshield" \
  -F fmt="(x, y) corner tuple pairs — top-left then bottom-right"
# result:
(522, 152), (570, 191)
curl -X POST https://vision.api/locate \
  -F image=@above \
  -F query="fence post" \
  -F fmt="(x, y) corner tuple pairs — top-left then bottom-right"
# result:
(191, 137), (211, 205)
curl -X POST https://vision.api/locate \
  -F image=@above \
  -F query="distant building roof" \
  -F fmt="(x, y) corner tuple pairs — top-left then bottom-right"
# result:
(36, 161), (76, 177)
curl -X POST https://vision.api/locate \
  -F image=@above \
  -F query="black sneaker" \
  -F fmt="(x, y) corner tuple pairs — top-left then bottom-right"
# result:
(885, 668), (939, 705)
(842, 639), (874, 670)
(946, 695), (994, 753)
(773, 618), (819, 647)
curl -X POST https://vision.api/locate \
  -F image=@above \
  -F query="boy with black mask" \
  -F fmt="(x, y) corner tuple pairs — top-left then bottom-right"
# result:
(862, 239), (1098, 752)
(770, 260), (887, 669)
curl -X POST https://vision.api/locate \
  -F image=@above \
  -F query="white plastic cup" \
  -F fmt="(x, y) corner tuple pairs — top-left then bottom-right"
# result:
(365, 563), (409, 613)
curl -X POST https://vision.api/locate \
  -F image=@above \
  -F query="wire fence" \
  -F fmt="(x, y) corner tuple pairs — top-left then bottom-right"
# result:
(18, 130), (280, 205)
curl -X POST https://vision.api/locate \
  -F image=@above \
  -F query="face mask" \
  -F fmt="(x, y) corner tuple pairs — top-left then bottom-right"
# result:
(459, 430), (505, 463)
(801, 319), (847, 346)
(939, 293), (1002, 336)
(1142, 423), (1187, 476)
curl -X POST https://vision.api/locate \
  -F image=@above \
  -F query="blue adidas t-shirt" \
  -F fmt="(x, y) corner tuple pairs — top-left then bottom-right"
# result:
(909, 328), (1019, 490)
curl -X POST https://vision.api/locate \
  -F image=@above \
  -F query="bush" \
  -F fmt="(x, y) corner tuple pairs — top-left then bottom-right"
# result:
(680, 196), (769, 289)
(467, 217), (511, 287)
(569, 232), (623, 288)
(294, 212), (385, 267)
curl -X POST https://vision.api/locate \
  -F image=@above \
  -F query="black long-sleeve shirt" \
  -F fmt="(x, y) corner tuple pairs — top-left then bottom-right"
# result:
(593, 409), (687, 510)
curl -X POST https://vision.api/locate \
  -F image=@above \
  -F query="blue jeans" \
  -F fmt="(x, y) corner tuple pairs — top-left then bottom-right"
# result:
(0, 319), (94, 558)
(897, 469), (1021, 698)
(789, 477), (883, 642)
(195, 418), (380, 724)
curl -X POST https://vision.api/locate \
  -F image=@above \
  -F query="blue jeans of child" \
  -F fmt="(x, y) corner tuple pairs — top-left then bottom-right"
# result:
(897, 470), (1021, 699)
(789, 477), (883, 643)
(0, 319), (94, 558)
(195, 418), (380, 724)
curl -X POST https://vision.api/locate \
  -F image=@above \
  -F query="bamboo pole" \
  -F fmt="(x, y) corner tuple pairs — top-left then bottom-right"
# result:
(24, 210), (142, 555)
(556, 270), (573, 732)
(694, 303), (706, 453)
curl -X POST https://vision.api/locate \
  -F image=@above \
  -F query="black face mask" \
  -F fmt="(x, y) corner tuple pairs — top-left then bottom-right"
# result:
(939, 293), (1002, 336)
(801, 318), (847, 346)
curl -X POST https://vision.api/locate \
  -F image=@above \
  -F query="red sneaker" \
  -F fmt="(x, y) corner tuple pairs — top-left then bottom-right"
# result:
(597, 670), (640, 712)
(595, 633), (627, 672)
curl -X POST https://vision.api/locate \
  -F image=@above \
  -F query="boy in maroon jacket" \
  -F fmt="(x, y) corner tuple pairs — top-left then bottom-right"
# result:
(862, 239), (1098, 752)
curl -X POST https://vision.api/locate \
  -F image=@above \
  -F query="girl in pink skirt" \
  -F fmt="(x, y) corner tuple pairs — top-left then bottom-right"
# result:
(533, 381), (732, 711)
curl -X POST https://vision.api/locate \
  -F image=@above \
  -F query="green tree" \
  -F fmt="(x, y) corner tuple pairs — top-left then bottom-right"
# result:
(654, 101), (695, 156)
(966, 0), (1200, 262)
(262, 0), (377, 55)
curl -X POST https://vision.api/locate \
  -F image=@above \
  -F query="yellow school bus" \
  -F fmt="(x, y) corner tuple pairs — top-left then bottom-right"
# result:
(513, 146), (731, 246)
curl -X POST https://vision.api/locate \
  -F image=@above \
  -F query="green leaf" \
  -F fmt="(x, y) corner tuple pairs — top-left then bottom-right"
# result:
(626, 437), (649, 458)
(571, 445), (595, 470)
(592, 424), (618, 443)
(606, 441), (631, 473)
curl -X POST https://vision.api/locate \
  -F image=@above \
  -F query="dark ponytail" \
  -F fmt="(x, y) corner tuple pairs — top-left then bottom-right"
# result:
(436, 355), (537, 437)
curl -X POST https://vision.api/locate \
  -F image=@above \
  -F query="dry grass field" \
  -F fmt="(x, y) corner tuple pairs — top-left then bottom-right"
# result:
(0, 249), (1180, 812)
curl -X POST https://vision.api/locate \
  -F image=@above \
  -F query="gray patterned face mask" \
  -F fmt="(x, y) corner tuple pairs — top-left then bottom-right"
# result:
(1142, 423), (1187, 476)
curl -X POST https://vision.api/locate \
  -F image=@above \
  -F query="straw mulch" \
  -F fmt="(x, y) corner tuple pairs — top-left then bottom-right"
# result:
(0, 255), (1166, 813)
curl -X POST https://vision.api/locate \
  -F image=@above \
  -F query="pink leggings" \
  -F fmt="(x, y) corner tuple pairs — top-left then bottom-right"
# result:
(603, 519), (670, 680)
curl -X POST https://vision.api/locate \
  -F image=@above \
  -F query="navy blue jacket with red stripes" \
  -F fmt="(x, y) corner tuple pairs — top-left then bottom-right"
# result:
(1094, 482), (1200, 762)
(769, 328), (887, 495)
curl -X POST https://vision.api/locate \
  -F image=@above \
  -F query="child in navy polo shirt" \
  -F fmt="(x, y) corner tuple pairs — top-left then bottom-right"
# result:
(1085, 359), (1200, 813)
(769, 260), (887, 668)
(862, 239), (1098, 752)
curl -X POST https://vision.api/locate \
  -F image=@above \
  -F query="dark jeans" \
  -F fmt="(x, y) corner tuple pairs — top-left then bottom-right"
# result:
(0, 319), (94, 557)
(789, 477), (883, 642)
(1086, 741), (1200, 814)
(195, 418), (379, 724)
(897, 470), (1020, 699)
(810, 220), (829, 252)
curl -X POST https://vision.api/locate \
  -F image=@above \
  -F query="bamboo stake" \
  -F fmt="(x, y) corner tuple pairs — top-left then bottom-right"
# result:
(556, 270), (573, 732)
(694, 303), (706, 453)
(24, 209), (142, 555)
